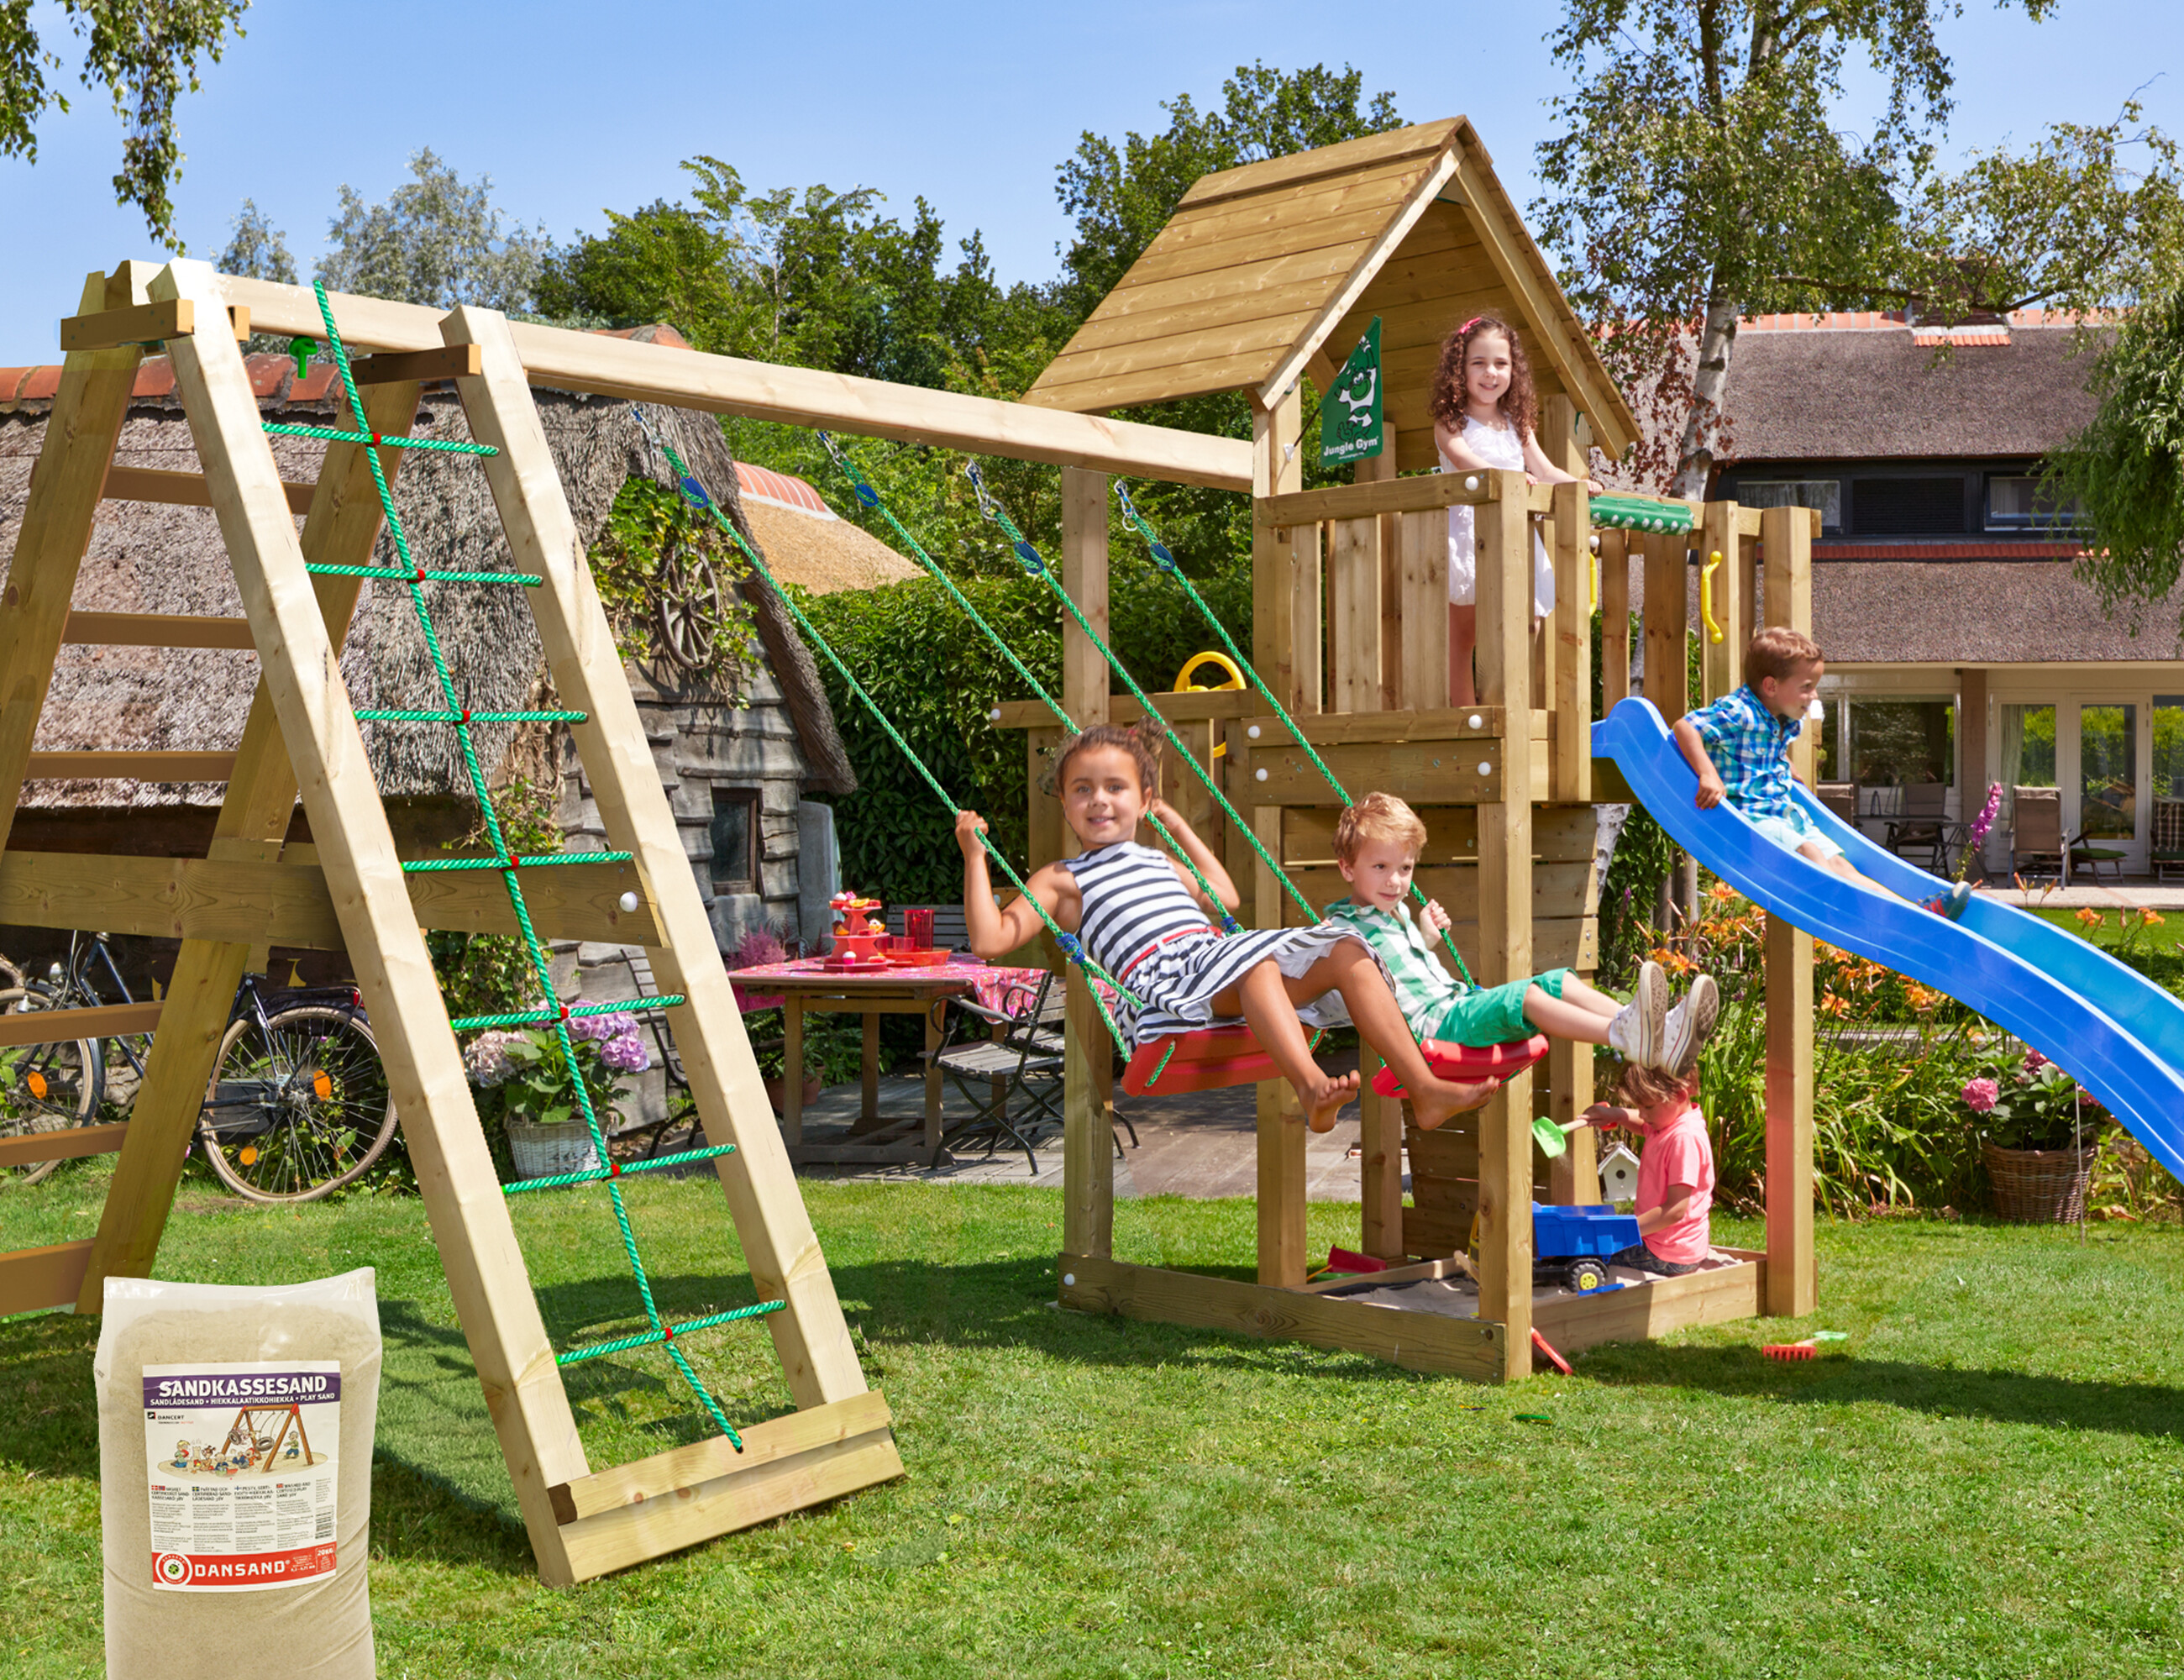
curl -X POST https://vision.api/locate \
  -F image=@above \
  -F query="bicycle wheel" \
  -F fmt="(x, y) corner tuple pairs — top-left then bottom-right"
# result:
(198, 1007), (396, 1203)
(0, 986), (100, 1188)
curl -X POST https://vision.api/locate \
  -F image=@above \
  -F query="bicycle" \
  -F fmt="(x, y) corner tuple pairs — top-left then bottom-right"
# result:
(13, 932), (399, 1203)
(0, 953), (101, 1189)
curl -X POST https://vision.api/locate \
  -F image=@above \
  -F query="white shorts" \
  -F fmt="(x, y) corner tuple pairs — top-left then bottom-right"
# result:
(1748, 806), (1842, 861)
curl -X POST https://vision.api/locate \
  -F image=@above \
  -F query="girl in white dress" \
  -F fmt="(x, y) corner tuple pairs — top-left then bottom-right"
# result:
(1431, 313), (1601, 706)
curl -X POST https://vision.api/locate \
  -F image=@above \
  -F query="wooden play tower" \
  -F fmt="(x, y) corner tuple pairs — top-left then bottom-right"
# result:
(1011, 119), (1822, 1381)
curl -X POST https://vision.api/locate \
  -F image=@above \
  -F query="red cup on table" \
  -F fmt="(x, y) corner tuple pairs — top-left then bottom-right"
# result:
(907, 907), (935, 949)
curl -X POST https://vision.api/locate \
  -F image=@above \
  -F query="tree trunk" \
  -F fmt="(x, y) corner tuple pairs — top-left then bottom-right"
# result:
(1672, 287), (1743, 499)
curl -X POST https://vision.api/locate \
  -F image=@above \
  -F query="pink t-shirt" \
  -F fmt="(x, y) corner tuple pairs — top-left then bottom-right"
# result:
(1635, 1101), (1715, 1264)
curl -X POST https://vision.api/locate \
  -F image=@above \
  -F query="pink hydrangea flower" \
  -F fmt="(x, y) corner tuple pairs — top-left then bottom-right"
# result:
(600, 1032), (650, 1074)
(2022, 1049), (2050, 1074)
(569, 1011), (638, 1044)
(1961, 1076), (2001, 1113)
(462, 1030), (521, 1088)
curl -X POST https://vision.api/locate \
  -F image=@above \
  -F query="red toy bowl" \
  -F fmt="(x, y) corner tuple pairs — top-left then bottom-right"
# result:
(885, 948), (953, 968)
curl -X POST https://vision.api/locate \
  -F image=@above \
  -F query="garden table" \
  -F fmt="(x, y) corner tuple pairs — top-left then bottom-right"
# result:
(727, 955), (1048, 1164)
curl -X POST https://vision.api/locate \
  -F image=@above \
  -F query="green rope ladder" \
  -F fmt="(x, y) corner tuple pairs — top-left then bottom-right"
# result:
(285, 283), (777, 1448)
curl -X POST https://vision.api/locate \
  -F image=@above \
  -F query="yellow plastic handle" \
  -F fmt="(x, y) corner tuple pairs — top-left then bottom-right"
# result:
(1700, 549), (1725, 645)
(1173, 650), (1245, 692)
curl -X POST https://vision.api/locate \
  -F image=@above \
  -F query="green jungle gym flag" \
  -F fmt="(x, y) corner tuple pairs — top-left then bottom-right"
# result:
(1319, 318), (1383, 469)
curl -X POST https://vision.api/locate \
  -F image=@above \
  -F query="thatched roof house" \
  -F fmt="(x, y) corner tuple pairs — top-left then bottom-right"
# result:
(0, 333), (858, 953)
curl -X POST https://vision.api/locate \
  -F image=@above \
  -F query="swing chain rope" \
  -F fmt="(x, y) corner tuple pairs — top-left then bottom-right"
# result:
(287, 282), (770, 1446)
(812, 436), (1240, 932)
(963, 464), (1317, 928)
(1112, 481), (1478, 989)
(626, 408), (1140, 1052)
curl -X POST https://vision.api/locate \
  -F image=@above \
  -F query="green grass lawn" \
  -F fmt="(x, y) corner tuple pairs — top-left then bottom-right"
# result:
(3, 1164), (2181, 1677)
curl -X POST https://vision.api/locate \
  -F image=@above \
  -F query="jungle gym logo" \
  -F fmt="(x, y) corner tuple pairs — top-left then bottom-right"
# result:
(155, 1552), (192, 1585)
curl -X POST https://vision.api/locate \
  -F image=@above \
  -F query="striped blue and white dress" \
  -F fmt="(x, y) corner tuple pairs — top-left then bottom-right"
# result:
(1060, 842), (1382, 1047)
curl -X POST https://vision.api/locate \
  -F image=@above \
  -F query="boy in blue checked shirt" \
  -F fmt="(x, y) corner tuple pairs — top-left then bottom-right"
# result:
(1674, 627), (1971, 918)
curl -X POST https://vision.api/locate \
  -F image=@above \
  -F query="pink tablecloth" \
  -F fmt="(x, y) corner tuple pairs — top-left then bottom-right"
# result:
(727, 956), (1047, 1016)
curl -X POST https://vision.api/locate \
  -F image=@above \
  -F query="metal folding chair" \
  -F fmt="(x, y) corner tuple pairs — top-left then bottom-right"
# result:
(927, 972), (1108, 1173)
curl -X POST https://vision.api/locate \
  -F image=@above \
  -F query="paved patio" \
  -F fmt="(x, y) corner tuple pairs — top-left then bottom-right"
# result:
(1970, 877), (2184, 910)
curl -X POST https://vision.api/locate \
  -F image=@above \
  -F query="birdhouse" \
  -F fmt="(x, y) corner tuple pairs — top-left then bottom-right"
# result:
(1598, 1142), (1641, 1205)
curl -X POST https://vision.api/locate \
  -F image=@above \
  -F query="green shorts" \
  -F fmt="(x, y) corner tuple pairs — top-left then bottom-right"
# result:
(1430, 969), (1569, 1047)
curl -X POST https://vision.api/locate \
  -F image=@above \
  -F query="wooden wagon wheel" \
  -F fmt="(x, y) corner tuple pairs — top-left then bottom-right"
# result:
(654, 539), (723, 669)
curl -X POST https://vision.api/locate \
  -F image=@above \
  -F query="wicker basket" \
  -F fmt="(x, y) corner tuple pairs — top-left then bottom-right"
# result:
(1981, 1140), (2095, 1224)
(507, 1120), (601, 1181)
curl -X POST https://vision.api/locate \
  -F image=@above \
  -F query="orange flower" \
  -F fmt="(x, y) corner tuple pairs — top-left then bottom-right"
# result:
(2143, 909), (2166, 927)
(1707, 883), (1738, 903)
(1904, 984), (1938, 1013)
(1819, 992), (1851, 1017)
(2076, 906), (2104, 928)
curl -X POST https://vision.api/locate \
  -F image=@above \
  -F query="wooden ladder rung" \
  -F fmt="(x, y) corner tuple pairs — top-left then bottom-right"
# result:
(0, 1001), (162, 1048)
(60, 299), (248, 353)
(0, 1121), (130, 1169)
(64, 611), (257, 651)
(104, 465), (314, 517)
(25, 751), (234, 783)
(0, 1240), (95, 1319)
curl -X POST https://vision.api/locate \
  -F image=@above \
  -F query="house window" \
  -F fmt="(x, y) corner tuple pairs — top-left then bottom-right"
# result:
(2155, 696), (2184, 800)
(1985, 474), (2083, 532)
(1735, 479), (1841, 532)
(1844, 699), (1955, 789)
(708, 788), (759, 896)
(1852, 476), (1967, 535)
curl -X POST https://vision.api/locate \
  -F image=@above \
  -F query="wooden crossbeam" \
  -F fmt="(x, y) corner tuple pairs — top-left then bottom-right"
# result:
(0, 1000), (161, 1047)
(60, 298), (248, 352)
(0, 1240), (94, 1320)
(25, 751), (234, 781)
(0, 848), (664, 948)
(0, 1121), (130, 1169)
(63, 611), (257, 650)
(103, 465), (315, 517)
(350, 344), (481, 385)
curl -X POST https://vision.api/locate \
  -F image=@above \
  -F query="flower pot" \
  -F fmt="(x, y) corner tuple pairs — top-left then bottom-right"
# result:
(507, 1119), (601, 1181)
(764, 1072), (824, 1114)
(1981, 1140), (2095, 1224)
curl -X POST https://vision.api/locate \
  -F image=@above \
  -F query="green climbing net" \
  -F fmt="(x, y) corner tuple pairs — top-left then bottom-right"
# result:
(282, 283), (780, 1449)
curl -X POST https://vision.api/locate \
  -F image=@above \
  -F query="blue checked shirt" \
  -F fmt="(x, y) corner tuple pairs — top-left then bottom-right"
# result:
(1685, 685), (1804, 820)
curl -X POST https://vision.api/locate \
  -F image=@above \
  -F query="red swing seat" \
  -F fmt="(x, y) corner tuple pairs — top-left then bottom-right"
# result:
(1369, 1034), (1551, 1099)
(1121, 1026), (1551, 1099)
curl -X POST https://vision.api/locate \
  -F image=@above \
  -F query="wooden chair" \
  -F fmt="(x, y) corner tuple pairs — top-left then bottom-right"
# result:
(927, 971), (1072, 1173)
(1884, 782), (1950, 872)
(2010, 788), (2125, 884)
(1816, 781), (1860, 827)
(2154, 797), (2184, 882)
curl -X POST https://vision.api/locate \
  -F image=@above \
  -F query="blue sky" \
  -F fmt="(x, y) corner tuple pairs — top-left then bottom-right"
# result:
(0, 0), (2173, 365)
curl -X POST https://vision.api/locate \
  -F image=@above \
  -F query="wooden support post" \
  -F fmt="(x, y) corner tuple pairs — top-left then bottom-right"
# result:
(1546, 1037), (1597, 1205)
(1550, 481), (1591, 802)
(1359, 1045), (1403, 1261)
(1600, 530), (1630, 710)
(1761, 505), (1816, 1319)
(1248, 392), (1306, 1284)
(79, 373), (425, 1309)
(1475, 471), (1534, 1378)
(1058, 465), (1116, 1263)
(1641, 532), (1689, 722)
(1698, 501), (1742, 704)
(1254, 802), (1307, 1285)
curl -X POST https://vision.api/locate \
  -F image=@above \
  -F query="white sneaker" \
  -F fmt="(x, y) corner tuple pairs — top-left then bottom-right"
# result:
(1607, 961), (1669, 1068)
(1662, 974), (1721, 1074)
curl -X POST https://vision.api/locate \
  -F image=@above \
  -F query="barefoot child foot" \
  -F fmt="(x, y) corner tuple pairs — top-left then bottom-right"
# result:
(1305, 1068), (1363, 1133)
(1408, 1074), (1499, 1131)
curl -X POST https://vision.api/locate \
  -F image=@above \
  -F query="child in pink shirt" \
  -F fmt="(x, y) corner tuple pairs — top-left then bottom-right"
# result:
(1585, 1063), (1715, 1275)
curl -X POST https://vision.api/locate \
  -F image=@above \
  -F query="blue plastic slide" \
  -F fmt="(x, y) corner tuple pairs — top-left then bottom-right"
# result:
(1593, 698), (2184, 1182)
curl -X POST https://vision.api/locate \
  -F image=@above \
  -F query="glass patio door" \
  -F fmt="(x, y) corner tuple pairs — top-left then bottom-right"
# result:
(2076, 702), (2143, 870)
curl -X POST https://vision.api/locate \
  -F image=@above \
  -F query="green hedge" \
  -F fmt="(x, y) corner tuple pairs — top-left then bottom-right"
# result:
(794, 552), (1252, 911)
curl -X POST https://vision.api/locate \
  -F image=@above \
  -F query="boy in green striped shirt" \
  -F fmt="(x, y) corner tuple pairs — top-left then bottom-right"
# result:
(1320, 794), (1717, 1074)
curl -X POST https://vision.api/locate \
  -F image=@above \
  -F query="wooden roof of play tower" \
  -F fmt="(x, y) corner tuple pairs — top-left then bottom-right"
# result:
(1024, 118), (1640, 472)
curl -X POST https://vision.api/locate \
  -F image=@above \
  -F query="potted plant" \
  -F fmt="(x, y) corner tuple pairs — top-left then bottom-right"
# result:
(464, 1013), (652, 1180)
(1962, 1048), (2106, 1222)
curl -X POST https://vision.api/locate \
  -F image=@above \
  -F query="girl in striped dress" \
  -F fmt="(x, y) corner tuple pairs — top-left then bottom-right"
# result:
(958, 722), (1496, 1132)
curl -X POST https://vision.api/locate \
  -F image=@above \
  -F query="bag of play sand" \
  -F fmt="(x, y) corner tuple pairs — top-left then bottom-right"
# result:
(96, 1268), (381, 1679)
